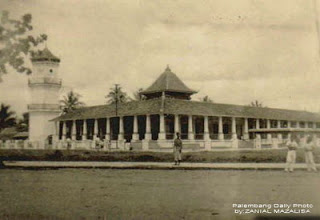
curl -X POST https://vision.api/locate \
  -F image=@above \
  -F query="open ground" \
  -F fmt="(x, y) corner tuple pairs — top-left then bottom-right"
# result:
(0, 169), (319, 220)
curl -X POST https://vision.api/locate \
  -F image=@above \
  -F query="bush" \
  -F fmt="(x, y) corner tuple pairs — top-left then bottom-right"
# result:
(0, 148), (320, 163)
(45, 150), (63, 160)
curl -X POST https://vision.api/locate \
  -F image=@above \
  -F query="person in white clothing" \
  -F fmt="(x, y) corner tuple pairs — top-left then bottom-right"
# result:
(285, 134), (298, 172)
(304, 136), (317, 172)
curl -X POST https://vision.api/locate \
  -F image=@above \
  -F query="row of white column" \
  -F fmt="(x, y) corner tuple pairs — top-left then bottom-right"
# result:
(57, 116), (318, 142)
(255, 119), (318, 140)
(56, 115), (251, 141)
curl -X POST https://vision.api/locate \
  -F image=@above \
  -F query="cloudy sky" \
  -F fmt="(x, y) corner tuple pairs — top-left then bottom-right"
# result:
(1, 0), (320, 116)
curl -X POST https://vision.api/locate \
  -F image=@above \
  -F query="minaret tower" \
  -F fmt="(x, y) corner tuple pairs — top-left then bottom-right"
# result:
(28, 47), (62, 144)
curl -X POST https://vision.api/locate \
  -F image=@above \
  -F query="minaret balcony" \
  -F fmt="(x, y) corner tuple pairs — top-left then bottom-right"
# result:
(28, 104), (61, 112)
(28, 77), (62, 86)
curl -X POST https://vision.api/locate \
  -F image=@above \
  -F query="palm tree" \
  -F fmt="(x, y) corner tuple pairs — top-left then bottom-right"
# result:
(16, 112), (29, 132)
(0, 103), (16, 131)
(60, 91), (85, 114)
(250, 100), (265, 108)
(106, 85), (130, 104)
(133, 88), (146, 101)
(200, 95), (214, 103)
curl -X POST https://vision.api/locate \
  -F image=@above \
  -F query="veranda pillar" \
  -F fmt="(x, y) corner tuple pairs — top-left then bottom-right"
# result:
(243, 118), (249, 140)
(204, 116), (211, 150)
(158, 114), (166, 140)
(287, 121), (292, 140)
(313, 122), (317, 130)
(188, 115), (194, 140)
(145, 115), (151, 140)
(71, 120), (76, 140)
(297, 121), (300, 129)
(218, 116), (224, 140)
(313, 122), (317, 141)
(277, 120), (282, 141)
(267, 119), (272, 141)
(232, 117), (237, 140)
(256, 119), (260, 129)
(94, 119), (98, 140)
(132, 115), (139, 141)
(119, 116), (124, 141)
(82, 120), (87, 140)
(174, 115), (180, 135)
(142, 115), (151, 151)
(204, 116), (210, 141)
(105, 117), (110, 141)
(62, 121), (66, 141)
(54, 121), (58, 142)
(255, 130), (261, 149)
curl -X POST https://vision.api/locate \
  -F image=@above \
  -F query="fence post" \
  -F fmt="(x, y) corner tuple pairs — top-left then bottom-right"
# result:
(204, 138), (211, 151)
(5, 140), (10, 149)
(254, 137), (261, 149)
(232, 138), (238, 149)
(272, 138), (278, 149)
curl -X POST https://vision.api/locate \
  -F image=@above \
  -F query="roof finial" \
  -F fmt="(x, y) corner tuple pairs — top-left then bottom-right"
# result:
(165, 64), (171, 72)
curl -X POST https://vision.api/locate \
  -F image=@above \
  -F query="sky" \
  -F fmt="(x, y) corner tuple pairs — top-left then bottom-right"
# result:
(1, 0), (320, 117)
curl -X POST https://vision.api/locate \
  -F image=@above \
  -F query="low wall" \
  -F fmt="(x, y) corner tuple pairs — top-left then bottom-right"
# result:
(0, 139), (236, 152)
(1, 137), (318, 152)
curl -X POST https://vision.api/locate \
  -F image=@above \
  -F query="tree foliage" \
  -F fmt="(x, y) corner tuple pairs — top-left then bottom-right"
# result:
(0, 10), (47, 79)
(250, 100), (265, 108)
(60, 91), (85, 114)
(133, 88), (146, 101)
(0, 103), (16, 131)
(106, 85), (130, 104)
(199, 95), (214, 103)
(16, 112), (29, 131)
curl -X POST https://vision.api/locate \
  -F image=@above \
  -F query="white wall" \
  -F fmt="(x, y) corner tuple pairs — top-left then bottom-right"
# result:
(28, 60), (62, 145)
(30, 86), (60, 104)
(32, 62), (59, 78)
(29, 111), (59, 142)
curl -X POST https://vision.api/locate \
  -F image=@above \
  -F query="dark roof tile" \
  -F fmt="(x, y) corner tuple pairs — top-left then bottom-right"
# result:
(53, 99), (163, 121)
(164, 99), (320, 122)
(31, 47), (60, 63)
(140, 66), (196, 95)
(53, 98), (320, 122)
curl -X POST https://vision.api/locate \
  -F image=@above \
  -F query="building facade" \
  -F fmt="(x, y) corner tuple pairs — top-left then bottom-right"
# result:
(51, 65), (320, 151)
(2, 47), (318, 150)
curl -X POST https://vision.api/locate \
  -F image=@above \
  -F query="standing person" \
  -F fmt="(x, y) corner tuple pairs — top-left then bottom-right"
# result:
(107, 139), (112, 151)
(304, 136), (317, 172)
(173, 132), (183, 165)
(285, 134), (298, 172)
(97, 137), (104, 151)
(66, 137), (72, 150)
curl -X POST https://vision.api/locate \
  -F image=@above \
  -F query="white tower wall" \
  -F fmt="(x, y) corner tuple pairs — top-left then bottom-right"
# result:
(29, 111), (58, 143)
(28, 49), (62, 146)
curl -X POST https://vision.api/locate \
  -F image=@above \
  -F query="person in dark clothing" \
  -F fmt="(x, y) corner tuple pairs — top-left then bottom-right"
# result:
(173, 132), (183, 165)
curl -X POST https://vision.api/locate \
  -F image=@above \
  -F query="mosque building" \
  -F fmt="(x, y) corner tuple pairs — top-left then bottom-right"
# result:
(25, 47), (320, 150)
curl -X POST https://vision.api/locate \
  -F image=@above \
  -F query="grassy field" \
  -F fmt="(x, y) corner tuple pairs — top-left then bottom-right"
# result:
(1, 148), (320, 163)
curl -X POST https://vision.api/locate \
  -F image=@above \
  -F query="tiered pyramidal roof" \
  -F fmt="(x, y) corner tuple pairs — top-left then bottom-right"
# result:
(31, 47), (60, 63)
(140, 66), (196, 100)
